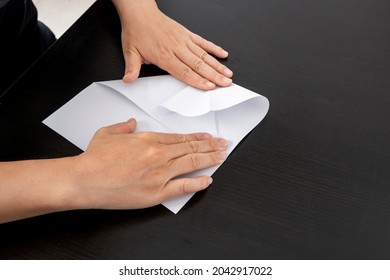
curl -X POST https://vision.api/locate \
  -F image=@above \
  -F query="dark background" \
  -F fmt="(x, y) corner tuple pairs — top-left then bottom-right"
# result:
(1, 0), (390, 259)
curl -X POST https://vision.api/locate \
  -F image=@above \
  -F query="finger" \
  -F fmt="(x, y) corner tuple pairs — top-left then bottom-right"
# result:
(161, 55), (217, 90)
(163, 176), (213, 199)
(99, 118), (137, 135)
(188, 42), (233, 78)
(190, 33), (229, 59)
(183, 43), (232, 87)
(169, 151), (226, 178)
(122, 49), (143, 83)
(167, 137), (228, 159)
(149, 132), (213, 145)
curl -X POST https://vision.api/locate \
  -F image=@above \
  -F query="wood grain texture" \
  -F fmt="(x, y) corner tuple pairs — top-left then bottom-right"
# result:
(1, 0), (390, 259)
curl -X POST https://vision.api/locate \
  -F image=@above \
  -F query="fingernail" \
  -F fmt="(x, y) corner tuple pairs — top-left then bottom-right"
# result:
(202, 133), (212, 139)
(217, 138), (228, 148)
(222, 50), (229, 57)
(216, 151), (226, 162)
(224, 68), (233, 77)
(207, 177), (213, 185)
(221, 77), (232, 84)
(205, 81), (216, 89)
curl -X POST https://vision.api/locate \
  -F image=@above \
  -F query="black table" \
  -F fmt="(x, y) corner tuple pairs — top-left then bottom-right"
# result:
(1, 0), (390, 259)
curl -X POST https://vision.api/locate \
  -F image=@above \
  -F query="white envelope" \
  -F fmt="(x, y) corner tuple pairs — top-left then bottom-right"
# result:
(43, 75), (269, 213)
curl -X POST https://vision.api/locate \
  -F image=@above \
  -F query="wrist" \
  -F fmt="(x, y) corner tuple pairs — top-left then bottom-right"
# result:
(32, 157), (85, 214)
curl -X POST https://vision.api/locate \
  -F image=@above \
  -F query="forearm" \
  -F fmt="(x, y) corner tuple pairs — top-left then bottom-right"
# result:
(0, 157), (82, 224)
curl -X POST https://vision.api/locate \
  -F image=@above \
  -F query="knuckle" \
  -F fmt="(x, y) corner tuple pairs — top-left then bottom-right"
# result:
(187, 141), (200, 154)
(154, 145), (167, 157)
(180, 179), (192, 194)
(123, 47), (133, 56)
(137, 132), (151, 139)
(190, 154), (201, 168)
(200, 51), (208, 60)
(181, 66), (192, 79)
(175, 133), (187, 143)
(194, 59), (205, 72)
(145, 145), (164, 159)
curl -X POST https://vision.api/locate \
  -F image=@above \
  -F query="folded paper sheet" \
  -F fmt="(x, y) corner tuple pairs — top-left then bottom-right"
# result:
(43, 75), (269, 213)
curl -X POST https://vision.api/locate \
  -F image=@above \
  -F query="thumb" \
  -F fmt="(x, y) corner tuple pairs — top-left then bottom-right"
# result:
(104, 118), (137, 135)
(122, 50), (143, 83)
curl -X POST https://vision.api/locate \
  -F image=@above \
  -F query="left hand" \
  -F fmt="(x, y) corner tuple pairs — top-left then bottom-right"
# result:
(112, 0), (233, 90)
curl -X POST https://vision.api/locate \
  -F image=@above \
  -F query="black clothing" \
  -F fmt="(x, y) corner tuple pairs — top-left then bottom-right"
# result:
(0, 0), (56, 94)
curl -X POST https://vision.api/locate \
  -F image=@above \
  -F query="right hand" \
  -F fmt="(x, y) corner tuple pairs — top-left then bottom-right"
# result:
(113, 0), (233, 90)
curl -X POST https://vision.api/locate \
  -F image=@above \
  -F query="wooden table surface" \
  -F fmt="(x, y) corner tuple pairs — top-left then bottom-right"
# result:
(1, 0), (390, 259)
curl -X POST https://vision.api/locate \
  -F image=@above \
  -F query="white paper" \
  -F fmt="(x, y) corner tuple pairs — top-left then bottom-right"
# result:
(43, 75), (269, 213)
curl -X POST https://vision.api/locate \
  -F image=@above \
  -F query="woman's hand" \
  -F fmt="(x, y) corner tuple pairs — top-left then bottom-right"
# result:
(73, 119), (227, 210)
(0, 119), (227, 224)
(112, 0), (233, 90)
